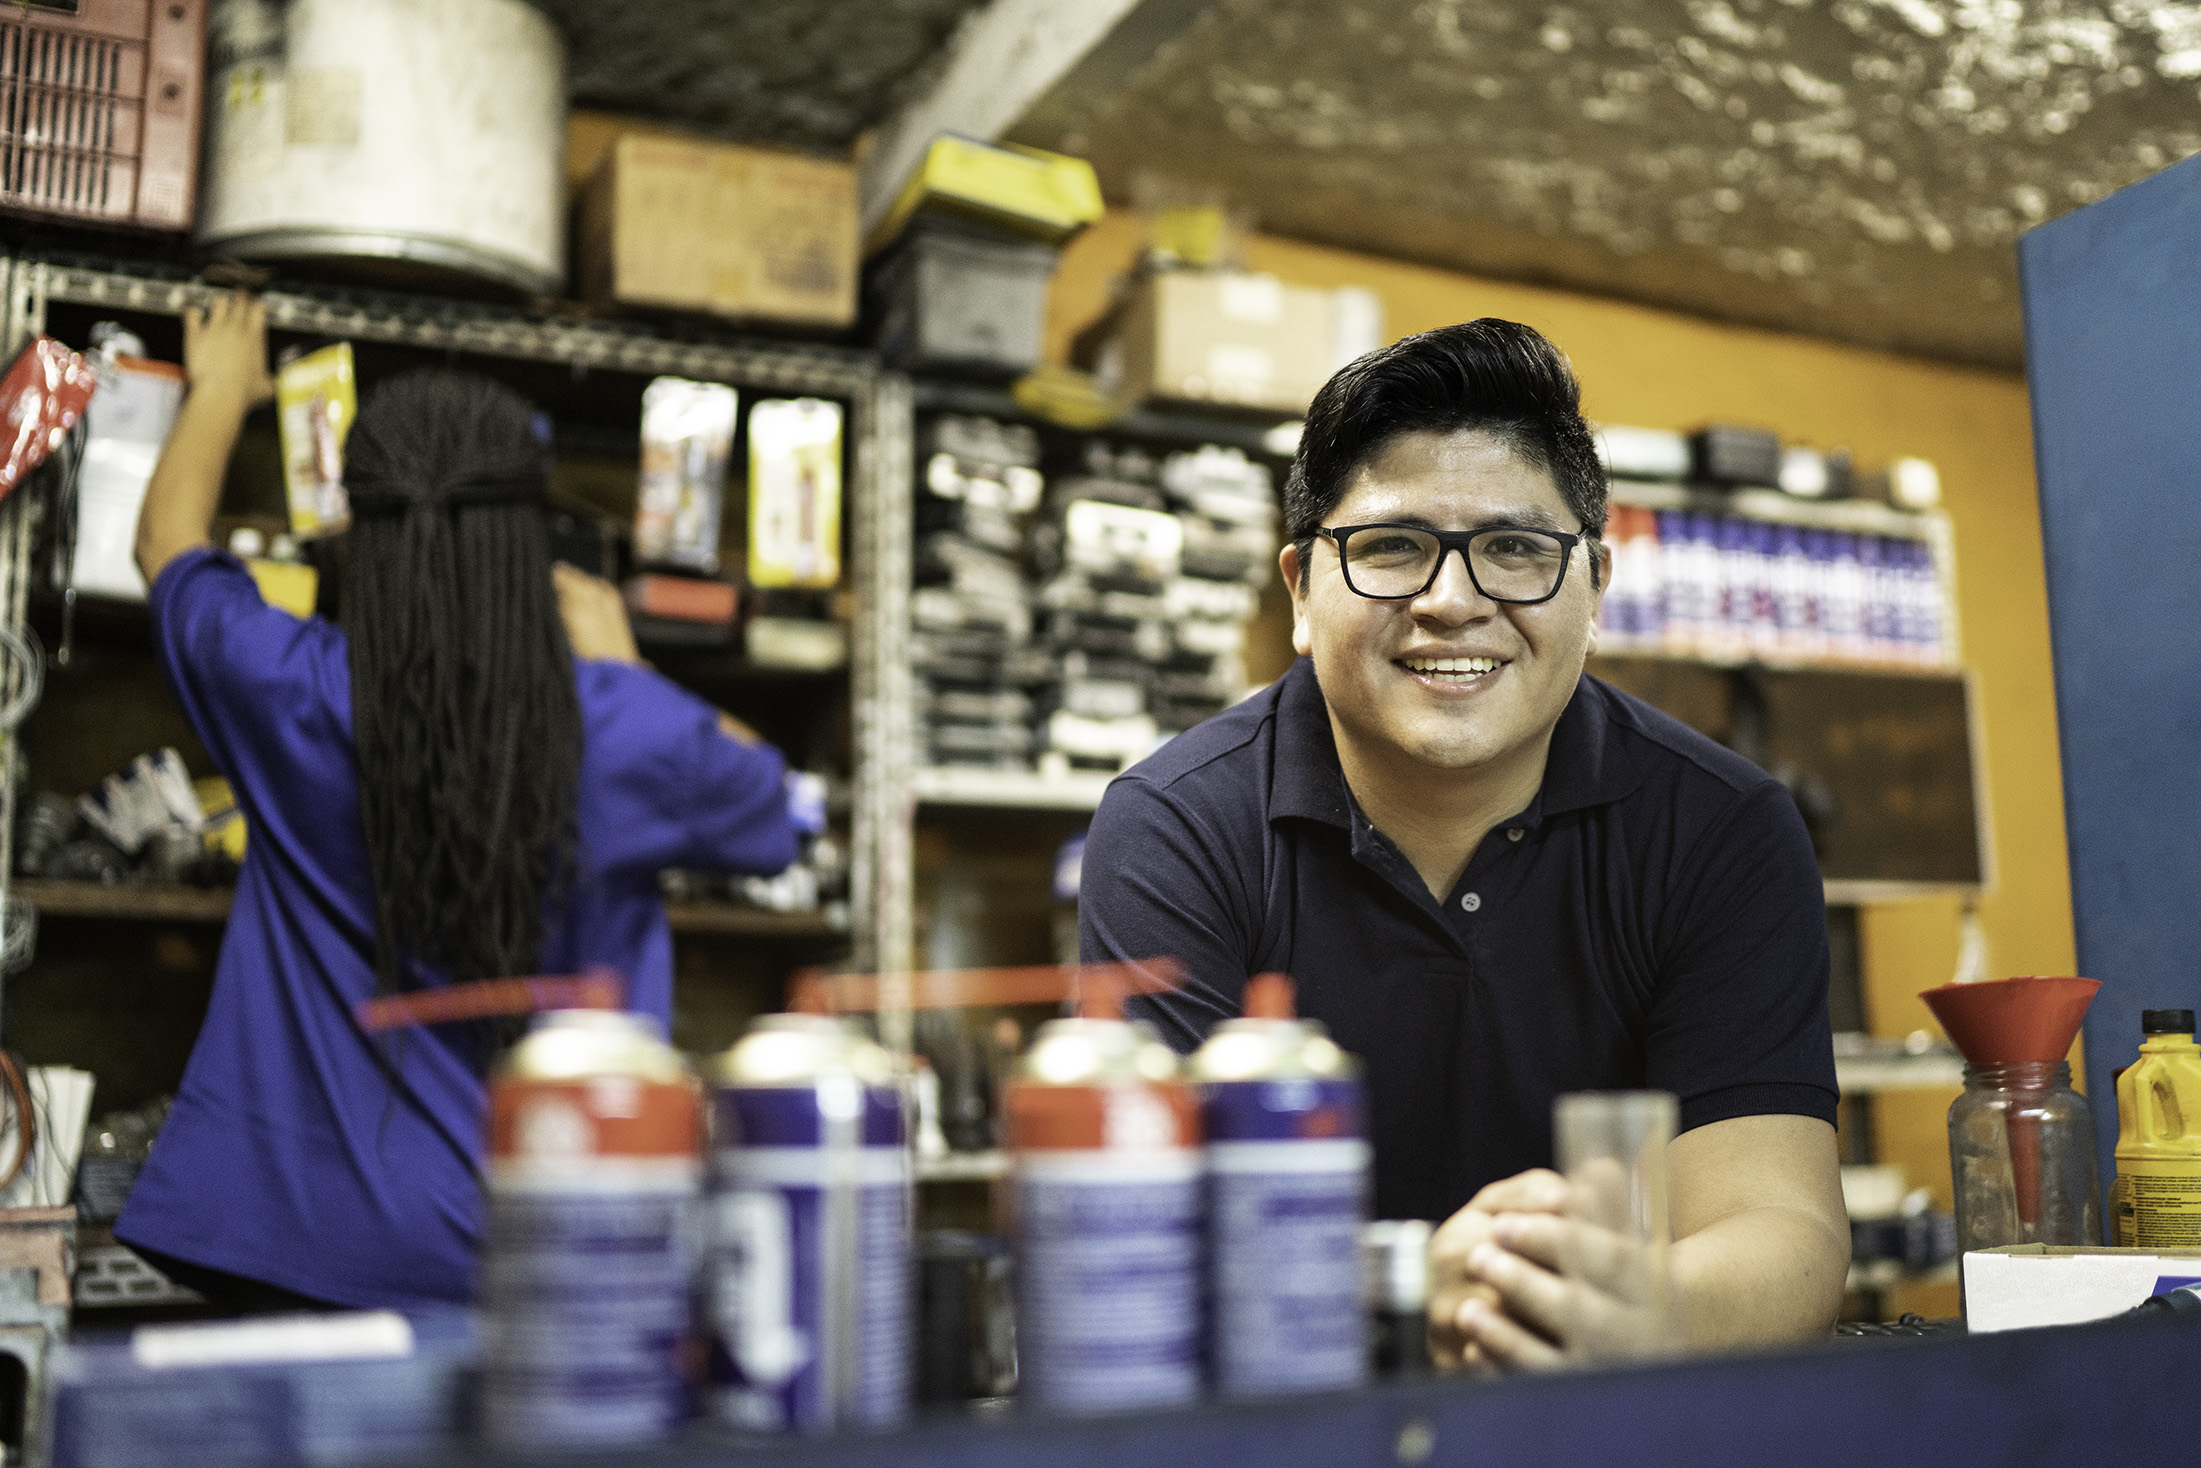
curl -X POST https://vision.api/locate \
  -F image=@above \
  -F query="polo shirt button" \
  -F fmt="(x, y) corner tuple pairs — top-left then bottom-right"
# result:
(1507, 828), (1524, 842)
(1460, 892), (1482, 913)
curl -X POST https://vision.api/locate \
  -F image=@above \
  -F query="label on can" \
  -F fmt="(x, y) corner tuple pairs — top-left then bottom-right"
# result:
(707, 1083), (911, 1433)
(1204, 1078), (1368, 1396)
(1015, 1148), (1203, 1413)
(482, 1076), (700, 1449)
(2122, 1160), (2201, 1249)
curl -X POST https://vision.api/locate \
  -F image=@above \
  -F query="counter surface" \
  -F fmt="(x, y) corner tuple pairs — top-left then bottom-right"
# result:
(428, 1310), (2189, 1466)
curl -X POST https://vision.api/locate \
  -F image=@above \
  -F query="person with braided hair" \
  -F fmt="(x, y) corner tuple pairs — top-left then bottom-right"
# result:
(115, 294), (801, 1310)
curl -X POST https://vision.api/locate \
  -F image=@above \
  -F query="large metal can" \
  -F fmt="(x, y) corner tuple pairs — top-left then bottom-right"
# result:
(481, 1009), (701, 1449)
(706, 1014), (912, 1433)
(1003, 1016), (1202, 1414)
(1190, 978), (1369, 1396)
(198, 0), (565, 293)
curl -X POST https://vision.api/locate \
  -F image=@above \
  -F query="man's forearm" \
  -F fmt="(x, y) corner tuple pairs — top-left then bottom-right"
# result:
(136, 388), (249, 586)
(1671, 1203), (1849, 1348)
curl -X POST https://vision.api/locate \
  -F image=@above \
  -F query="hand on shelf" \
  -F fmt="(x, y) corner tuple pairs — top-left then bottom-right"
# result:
(182, 292), (274, 413)
(552, 562), (643, 666)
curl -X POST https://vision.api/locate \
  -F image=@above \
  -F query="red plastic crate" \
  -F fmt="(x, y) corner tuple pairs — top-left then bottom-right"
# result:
(0, 0), (203, 230)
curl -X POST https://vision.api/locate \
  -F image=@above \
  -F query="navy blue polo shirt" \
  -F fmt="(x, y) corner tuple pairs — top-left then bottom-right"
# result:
(1082, 656), (1837, 1224)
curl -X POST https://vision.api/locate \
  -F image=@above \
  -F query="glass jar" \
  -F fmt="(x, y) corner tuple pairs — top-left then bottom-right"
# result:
(1949, 1060), (2100, 1251)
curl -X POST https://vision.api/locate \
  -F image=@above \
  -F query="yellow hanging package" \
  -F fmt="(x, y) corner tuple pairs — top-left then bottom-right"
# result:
(746, 398), (843, 590)
(275, 343), (356, 536)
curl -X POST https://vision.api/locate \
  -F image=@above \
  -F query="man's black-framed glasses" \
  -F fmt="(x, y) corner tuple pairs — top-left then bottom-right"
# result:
(1315, 522), (1583, 603)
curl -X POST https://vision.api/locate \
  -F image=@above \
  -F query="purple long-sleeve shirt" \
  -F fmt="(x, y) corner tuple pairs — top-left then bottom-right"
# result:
(116, 547), (796, 1307)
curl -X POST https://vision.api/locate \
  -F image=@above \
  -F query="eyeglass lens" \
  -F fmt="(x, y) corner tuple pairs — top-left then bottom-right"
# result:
(1340, 526), (1570, 600)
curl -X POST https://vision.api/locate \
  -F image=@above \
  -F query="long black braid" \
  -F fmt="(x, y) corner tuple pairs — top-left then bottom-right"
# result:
(342, 370), (582, 1058)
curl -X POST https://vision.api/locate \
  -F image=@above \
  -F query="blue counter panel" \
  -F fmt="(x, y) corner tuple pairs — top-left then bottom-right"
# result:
(2018, 153), (2201, 1193)
(436, 1314), (2191, 1468)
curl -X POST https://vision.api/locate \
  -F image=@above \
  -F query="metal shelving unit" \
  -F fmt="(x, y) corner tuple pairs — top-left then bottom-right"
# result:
(0, 252), (900, 1026)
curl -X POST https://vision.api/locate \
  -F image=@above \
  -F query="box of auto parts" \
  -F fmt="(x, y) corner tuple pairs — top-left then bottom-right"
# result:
(866, 135), (1102, 257)
(1963, 1245), (2201, 1333)
(1097, 270), (1343, 415)
(578, 134), (857, 328)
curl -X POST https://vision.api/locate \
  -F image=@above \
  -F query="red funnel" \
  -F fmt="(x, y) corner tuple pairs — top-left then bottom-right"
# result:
(1920, 975), (2100, 1066)
(1919, 975), (2100, 1229)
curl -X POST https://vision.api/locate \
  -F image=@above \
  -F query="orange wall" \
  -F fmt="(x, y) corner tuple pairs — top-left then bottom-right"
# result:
(1047, 212), (2076, 1241)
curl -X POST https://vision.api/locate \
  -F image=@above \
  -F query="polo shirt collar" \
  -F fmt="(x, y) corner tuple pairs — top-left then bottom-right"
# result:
(1270, 658), (1353, 830)
(1267, 660), (1640, 833)
(1531, 673), (1642, 824)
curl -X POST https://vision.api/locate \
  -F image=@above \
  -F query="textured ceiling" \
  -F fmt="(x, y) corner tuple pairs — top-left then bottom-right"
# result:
(527, 0), (988, 151)
(1052, 0), (2201, 368)
(529, 0), (2201, 369)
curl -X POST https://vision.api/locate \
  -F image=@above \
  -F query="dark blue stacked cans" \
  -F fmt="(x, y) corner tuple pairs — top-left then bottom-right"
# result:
(705, 1015), (912, 1433)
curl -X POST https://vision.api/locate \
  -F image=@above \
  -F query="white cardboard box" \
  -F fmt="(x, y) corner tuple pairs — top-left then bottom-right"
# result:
(1964, 1245), (2201, 1332)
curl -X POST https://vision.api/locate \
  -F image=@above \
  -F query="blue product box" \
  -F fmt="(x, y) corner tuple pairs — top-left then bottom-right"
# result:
(47, 1308), (477, 1468)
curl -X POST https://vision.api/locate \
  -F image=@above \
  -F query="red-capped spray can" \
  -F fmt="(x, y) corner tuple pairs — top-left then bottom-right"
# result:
(1190, 974), (1369, 1396)
(481, 1009), (702, 1449)
(1003, 1016), (1202, 1413)
(705, 1014), (912, 1433)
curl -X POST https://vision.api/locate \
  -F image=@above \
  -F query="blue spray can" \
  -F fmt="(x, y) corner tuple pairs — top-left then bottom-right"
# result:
(705, 1015), (911, 1432)
(1191, 974), (1369, 1397)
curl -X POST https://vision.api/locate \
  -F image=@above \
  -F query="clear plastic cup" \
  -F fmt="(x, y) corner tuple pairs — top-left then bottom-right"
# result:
(1552, 1090), (1678, 1361)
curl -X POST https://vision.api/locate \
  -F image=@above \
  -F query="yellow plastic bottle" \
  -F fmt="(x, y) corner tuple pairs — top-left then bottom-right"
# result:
(2112, 1008), (2201, 1247)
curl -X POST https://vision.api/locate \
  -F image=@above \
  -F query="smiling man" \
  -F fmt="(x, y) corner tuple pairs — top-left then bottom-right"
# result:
(1079, 319), (1848, 1368)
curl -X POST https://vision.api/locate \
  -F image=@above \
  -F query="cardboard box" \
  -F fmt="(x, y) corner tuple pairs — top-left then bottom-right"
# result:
(1096, 271), (1347, 416)
(578, 135), (857, 328)
(1963, 1245), (2201, 1333)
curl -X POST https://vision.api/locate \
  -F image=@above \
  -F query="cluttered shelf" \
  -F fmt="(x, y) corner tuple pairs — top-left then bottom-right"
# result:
(14, 879), (231, 923)
(14, 879), (845, 939)
(910, 766), (1119, 811)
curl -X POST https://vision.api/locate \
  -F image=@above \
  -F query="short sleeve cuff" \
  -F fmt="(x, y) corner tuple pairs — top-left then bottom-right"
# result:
(1677, 1080), (1840, 1135)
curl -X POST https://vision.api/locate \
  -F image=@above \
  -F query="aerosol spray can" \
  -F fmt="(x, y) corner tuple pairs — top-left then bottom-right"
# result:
(1190, 974), (1369, 1396)
(705, 1014), (912, 1432)
(481, 1009), (702, 1449)
(1003, 1014), (1202, 1413)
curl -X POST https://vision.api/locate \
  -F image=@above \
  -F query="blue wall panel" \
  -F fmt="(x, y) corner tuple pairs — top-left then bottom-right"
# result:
(2019, 154), (2201, 1195)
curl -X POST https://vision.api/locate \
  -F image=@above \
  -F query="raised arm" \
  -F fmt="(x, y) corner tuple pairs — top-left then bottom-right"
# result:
(136, 293), (275, 586)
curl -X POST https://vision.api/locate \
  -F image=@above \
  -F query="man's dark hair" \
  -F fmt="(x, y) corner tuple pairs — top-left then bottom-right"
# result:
(1283, 318), (1607, 589)
(342, 370), (581, 1053)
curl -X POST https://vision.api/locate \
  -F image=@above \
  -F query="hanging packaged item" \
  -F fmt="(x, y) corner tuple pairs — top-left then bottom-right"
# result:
(0, 337), (98, 501)
(74, 331), (186, 602)
(634, 376), (738, 574)
(274, 343), (354, 537)
(747, 398), (843, 590)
